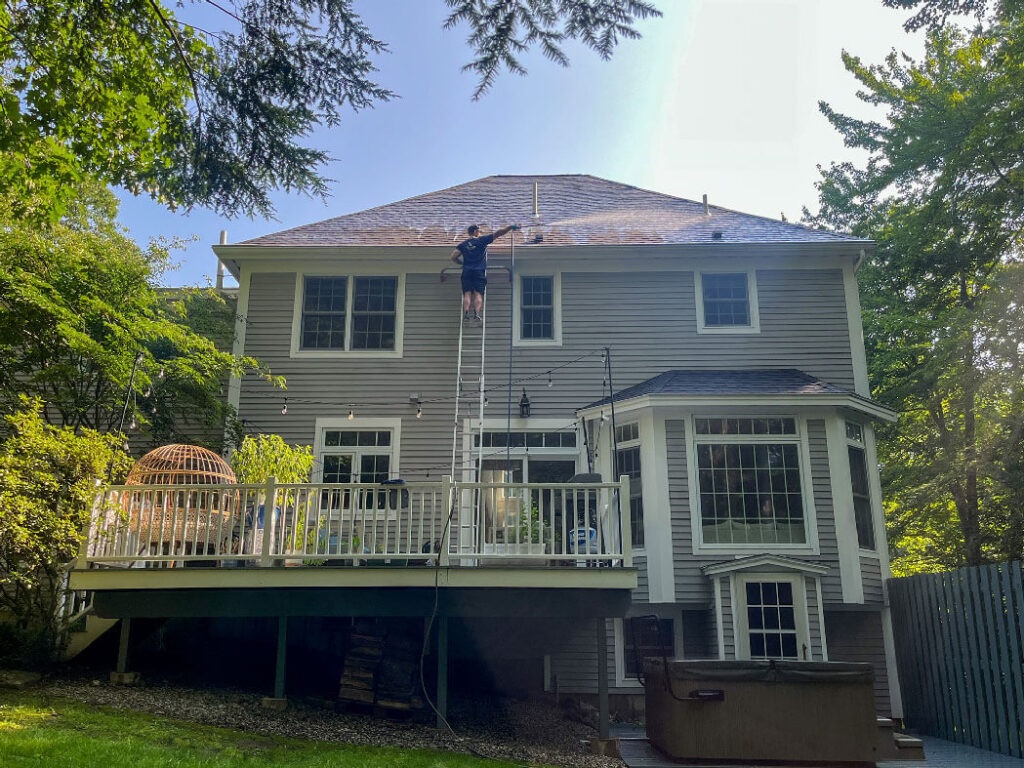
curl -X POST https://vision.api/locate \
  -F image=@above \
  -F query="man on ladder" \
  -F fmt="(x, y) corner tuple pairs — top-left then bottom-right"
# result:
(450, 223), (519, 323)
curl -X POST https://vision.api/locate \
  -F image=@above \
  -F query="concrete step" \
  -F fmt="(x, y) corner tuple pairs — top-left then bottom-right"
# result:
(876, 719), (925, 762)
(893, 734), (926, 761)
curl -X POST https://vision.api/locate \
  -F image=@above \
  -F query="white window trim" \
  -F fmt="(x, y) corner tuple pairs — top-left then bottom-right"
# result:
(731, 572), (811, 662)
(613, 615), (682, 688)
(461, 417), (583, 483)
(513, 272), (562, 347)
(846, 421), (879, 556)
(313, 417), (402, 482)
(695, 269), (761, 335)
(687, 415), (820, 555)
(290, 272), (405, 359)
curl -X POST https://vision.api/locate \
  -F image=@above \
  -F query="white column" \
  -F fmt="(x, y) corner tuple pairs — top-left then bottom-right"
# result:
(641, 409), (676, 603)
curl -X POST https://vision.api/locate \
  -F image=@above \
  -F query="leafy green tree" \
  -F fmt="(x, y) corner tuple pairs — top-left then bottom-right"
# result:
(230, 433), (314, 484)
(1, 0), (660, 221)
(809, 19), (1024, 570)
(0, 399), (132, 651)
(0, 180), (274, 444)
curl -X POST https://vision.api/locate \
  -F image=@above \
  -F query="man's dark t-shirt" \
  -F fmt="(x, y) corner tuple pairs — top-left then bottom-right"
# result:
(457, 234), (495, 271)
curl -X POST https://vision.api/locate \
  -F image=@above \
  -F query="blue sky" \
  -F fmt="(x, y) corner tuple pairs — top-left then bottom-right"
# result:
(118, 0), (927, 287)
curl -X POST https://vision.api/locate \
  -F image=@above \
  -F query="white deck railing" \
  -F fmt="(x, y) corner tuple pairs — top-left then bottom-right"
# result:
(80, 476), (632, 569)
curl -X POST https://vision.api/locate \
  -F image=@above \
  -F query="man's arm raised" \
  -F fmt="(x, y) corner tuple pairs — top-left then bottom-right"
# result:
(493, 223), (520, 239)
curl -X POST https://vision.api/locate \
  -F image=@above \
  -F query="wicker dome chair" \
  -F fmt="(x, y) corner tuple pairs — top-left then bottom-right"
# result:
(125, 445), (238, 552)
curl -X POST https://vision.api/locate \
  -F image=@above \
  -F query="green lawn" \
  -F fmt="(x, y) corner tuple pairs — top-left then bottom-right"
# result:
(0, 691), (523, 768)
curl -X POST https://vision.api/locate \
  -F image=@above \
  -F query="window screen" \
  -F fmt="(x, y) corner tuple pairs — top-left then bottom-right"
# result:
(521, 276), (554, 339)
(702, 273), (750, 327)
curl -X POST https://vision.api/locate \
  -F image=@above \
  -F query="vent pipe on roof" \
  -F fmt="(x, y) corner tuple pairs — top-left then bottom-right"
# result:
(216, 230), (227, 291)
(703, 194), (709, 216)
(532, 181), (539, 219)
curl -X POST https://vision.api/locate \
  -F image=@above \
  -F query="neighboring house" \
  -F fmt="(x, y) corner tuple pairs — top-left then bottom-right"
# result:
(73, 175), (900, 720)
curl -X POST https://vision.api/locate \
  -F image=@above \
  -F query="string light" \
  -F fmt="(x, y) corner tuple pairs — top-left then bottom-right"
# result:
(348, 409), (355, 420)
(129, 417), (137, 430)
(230, 349), (605, 410)
(547, 372), (553, 388)
(416, 405), (423, 419)
(143, 388), (151, 398)
(158, 367), (165, 379)
(281, 398), (288, 415)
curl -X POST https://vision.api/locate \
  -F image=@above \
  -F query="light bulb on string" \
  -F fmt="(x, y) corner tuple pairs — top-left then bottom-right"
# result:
(348, 409), (355, 421)
(281, 398), (288, 415)
(601, 410), (608, 422)
(416, 405), (423, 419)
(547, 372), (553, 388)
(129, 417), (137, 430)
(158, 367), (165, 379)
(143, 388), (151, 398)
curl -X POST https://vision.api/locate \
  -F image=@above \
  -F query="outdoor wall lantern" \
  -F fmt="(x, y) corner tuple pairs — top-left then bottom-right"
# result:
(519, 389), (531, 419)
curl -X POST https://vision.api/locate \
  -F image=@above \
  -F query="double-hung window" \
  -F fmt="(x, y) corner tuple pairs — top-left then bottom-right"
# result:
(514, 274), (561, 345)
(846, 422), (876, 550)
(694, 417), (807, 546)
(696, 271), (759, 333)
(615, 422), (644, 548)
(297, 275), (400, 353)
(741, 579), (802, 660)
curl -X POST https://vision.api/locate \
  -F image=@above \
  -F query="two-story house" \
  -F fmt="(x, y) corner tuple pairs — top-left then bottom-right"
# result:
(74, 174), (900, 725)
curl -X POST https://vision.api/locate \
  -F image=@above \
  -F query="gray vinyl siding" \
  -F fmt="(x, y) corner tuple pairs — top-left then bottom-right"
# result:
(719, 577), (735, 659)
(666, 420), (701, 605)
(807, 419), (843, 603)
(860, 555), (884, 605)
(238, 266), (856, 468)
(824, 610), (892, 716)
(549, 618), (636, 695)
(633, 556), (649, 603)
(805, 575), (824, 661)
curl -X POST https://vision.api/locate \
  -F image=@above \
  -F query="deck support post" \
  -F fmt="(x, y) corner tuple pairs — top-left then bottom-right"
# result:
(262, 616), (288, 710)
(596, 616), (610, 740)
(109, 617), (137, 684)
(436, 616), (449, 729)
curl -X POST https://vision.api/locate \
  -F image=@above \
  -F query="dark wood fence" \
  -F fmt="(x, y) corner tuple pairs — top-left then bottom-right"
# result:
(888, 562), (1024, 758)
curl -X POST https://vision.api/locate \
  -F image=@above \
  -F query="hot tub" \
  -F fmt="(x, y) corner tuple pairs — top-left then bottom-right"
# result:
(645, 659), (879, 766)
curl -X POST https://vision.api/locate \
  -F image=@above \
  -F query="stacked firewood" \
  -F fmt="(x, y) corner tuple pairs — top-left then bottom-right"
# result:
(338, 619), (423, 711)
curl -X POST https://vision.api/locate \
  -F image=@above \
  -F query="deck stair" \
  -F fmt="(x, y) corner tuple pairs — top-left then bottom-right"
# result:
(63, 613), (118, 660)
(876, 717), (926, 761)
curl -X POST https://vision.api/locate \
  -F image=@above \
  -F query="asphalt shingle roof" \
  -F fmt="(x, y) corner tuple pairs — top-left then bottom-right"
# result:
(584, 369), (852, 409)
(241, 175), (866, 248)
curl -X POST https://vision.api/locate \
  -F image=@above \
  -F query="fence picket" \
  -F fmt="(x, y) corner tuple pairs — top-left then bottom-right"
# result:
(920, 573), (946, 735)
(1008, 561), (1024, 757)
(967, 566), (998, 751)
(978, 569), (1011, 753)
(939, 570), (968, 742)
(924, 571), (952, 739)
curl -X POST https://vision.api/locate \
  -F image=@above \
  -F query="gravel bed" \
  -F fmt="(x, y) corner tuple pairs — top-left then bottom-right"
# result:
(35, 674), (624, 768)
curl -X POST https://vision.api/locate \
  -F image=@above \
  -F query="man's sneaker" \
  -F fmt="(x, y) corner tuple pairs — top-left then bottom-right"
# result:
(472, 311), (482, 323)
(463, 310), (472, 322)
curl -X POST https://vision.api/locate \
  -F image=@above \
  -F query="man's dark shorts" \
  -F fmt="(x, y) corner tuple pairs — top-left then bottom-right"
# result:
(461, 270), (487, 293)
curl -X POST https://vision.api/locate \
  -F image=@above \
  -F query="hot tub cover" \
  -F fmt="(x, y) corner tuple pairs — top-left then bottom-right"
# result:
(645, 658), (874, 684)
